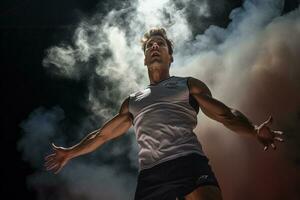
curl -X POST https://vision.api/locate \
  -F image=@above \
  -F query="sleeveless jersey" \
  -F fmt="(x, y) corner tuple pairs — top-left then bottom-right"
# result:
(129, 76), (205, 170)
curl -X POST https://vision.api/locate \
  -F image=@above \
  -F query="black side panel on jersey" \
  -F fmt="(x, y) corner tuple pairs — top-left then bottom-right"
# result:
(186, 77), (199, 114)
(189, 94), (199, 114)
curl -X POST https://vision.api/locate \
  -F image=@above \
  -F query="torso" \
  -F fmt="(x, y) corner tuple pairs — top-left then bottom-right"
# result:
(129, 76), (205, 170)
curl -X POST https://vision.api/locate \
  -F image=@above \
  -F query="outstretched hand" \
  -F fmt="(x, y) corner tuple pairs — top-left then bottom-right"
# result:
(44, 143), (72, 174)
(255, 116), (284, 151)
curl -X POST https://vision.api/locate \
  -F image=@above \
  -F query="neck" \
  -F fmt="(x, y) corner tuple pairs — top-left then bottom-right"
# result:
(147, 64), (170, 85)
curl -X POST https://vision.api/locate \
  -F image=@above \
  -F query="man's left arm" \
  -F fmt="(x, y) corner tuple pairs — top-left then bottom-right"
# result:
(188, 77), (284, 151)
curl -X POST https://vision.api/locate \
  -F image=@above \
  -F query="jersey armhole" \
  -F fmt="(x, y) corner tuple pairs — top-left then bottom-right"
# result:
(186, 77), (200, 114)
(127, 95), (135, 124)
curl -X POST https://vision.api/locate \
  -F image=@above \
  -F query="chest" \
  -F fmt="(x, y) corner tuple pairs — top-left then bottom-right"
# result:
(130, 79), (189, 112)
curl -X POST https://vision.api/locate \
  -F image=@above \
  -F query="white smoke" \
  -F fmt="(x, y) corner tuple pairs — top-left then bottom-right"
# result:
(18, 107), (65, 167)
(19, 0), (300, 199)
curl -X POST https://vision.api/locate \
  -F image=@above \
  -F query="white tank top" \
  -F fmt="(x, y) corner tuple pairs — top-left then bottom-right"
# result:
(129, 76), (205, 170)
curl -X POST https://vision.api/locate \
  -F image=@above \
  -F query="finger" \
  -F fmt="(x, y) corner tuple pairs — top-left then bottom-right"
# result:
(47, 164), (58, 171)
(45, 154), (55, 160)
(46, 162), (58, 171)
(274, 137), (284, 142)
(44, 159), (56, 167)
(257, 139), (269, 152)
(45, 157), (54, 163)
(54, 165), (63, 174)
(45, 160), (58, 169)
(264, 116), (273, 126)
(273, 130), (284, 135)
(44, 154), (56, 161)
(270, 143), (276, 150)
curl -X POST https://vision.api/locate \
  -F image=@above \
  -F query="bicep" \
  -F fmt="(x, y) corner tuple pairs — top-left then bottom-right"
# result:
(188, 77), (212, 98)
(100, 97), (133, 141)
(119, 96), (134, 121)
(188, 77), (232, 122)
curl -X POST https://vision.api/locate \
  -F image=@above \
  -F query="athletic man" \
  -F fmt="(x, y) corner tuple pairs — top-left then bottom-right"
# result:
(45, 28), (284, 200)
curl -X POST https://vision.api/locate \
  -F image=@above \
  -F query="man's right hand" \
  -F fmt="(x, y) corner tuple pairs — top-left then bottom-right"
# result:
(44, 143), (72, 174)
(44, 97), (132, 174)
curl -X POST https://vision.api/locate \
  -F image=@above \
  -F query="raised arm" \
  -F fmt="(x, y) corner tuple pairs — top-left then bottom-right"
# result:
(188, 77), (284, 150)
(44, 97), (133, 173)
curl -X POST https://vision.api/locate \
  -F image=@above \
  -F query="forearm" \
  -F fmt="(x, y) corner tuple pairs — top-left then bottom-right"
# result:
(222, 109), (256, 137)
(195, 93), (256, 136)
(67, 113), (132, 158)
(189, 78), (257, 137)
(67, 129), (107, 159)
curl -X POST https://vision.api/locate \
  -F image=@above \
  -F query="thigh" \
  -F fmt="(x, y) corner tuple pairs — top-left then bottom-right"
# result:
(185, 185), (223, 200)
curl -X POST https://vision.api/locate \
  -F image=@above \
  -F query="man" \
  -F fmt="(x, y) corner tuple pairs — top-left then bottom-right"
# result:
(45, 28), (284, 200)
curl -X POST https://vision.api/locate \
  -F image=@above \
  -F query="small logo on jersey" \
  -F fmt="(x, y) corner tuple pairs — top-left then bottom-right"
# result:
(136, 88), (151, 101)
(164, 81), (178, 89)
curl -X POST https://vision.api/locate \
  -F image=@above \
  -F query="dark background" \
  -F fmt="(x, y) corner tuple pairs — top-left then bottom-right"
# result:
(1, 0), (299, 198)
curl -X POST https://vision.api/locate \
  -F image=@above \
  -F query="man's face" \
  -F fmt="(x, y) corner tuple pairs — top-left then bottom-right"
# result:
(144, 35), (173, 67)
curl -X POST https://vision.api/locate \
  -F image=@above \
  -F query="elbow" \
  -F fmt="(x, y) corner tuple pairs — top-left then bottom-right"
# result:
(218, 111), (235, 126)
(95, 131), (110, 144)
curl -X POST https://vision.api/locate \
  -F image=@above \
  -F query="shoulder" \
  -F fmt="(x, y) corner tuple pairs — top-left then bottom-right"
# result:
(119, 97), (130, 114)
(187, 77), (212, 96)
(119, 97), (134, 121)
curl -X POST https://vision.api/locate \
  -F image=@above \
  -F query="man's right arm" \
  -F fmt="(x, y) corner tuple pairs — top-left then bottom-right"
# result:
(44, 97), (133, 173)
(68, 97), (133, 158)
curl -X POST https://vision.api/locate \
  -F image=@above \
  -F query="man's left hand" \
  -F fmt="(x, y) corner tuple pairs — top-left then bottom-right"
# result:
(255, 116), (284, 151)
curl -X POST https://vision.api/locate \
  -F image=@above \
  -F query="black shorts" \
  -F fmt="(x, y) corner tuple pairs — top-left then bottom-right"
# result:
(134, 153), (220, 200)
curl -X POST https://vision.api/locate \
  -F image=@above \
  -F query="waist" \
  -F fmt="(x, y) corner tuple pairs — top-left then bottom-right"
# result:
(138, 146), (205, 171)
(139, 152), (207, 173)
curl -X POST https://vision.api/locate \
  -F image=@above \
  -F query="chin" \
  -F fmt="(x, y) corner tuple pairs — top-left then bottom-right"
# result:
(150, 62), (163, 68)
(150, 58), (162, 64)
